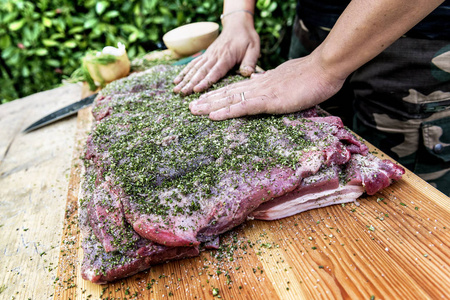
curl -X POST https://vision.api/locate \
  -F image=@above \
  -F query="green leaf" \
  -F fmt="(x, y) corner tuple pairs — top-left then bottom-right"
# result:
(50, 33), (65, 40)
(22, 65), (30, 77)
(84, 19), (98, 29)
(37, 0), (49, 12)
(35, 48), (49, 56)
(42, 17), (52, 27)
(54, 18), (66, 32)
(133, 3), (141, 15)
(44, 10), (56, 18)
(148, 30), (158, 41)
(68, 26), (84, 34)
(143, 0), (157, 11)
(42, 39), (58, 47)
(159, 6), (171, 16)
(135, 16), (143, 27)
(8, 52), (20, 65)
(95, 1), (109, 15)
(1, 46), (15, 60)
(121, 24), (137, 33)
(3, 11), (19, 24)
(63, 40), (77, 48)
(257, 0), (271, 10)
(46, 59), (60, 67)
(31, 23), (41, 41)
(128, 31), (138, 43)
(23, 27), (33, 42)
(9, 19), (26, 31)
(0, 35), (11, 49)
(152, 16), (165, 24)
(261, 10), (270, 18)
(103, 10), (119, 19)
(127, 45), (136, 58)
(268, 2), (277, 12)
(15, 1), (25, 10)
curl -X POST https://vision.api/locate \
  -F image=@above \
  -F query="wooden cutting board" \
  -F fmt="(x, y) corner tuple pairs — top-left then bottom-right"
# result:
(53, 106), (450, 300)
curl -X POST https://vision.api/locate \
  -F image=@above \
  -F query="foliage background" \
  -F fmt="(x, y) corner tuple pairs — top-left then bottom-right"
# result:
(0, 0), (296, 104)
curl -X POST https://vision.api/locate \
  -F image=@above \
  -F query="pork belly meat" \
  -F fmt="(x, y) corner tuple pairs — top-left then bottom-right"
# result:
(79, 65), (404, 283)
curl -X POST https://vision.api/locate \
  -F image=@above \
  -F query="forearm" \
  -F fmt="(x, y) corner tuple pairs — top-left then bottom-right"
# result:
(317, 0), (444, 80)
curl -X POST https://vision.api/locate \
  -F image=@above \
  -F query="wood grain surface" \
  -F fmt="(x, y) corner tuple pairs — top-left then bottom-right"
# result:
(53, 106), (450, 300)
(0, 84), (83, 299)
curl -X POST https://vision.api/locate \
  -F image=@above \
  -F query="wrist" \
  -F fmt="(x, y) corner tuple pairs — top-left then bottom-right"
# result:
(221, 9), (254, 20)
(221, 9), (255, 27)
(313, 43), (354, 82)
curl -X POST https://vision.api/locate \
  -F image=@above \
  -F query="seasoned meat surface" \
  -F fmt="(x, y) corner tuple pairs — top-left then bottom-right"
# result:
(79, 65), (404, 283)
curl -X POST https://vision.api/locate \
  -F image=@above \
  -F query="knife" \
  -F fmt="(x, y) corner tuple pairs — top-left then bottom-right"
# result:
(23, 93), (98, 133)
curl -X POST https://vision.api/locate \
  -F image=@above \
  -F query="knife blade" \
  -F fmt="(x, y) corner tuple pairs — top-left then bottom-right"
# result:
(23, 93), (98, 133)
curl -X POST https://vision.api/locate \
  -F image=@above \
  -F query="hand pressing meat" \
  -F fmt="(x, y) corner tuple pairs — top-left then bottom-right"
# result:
(188, 56), (345, 121)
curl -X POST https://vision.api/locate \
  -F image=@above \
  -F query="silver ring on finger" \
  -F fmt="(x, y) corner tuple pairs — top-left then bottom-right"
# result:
(240, 92), (246, 102)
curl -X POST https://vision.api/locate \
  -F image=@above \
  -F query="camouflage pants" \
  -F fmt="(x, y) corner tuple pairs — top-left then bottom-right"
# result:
(289, 17), (450, 196)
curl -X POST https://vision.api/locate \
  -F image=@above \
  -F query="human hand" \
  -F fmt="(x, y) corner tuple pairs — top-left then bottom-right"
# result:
(189, 53), (347, 120)
(173, 13), (260, 95)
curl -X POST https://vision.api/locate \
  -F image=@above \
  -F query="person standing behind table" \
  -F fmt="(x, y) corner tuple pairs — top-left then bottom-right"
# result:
(173, 0), (450, 196)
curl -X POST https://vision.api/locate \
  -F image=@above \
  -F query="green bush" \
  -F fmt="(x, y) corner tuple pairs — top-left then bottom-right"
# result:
(0, 0), (296, 103)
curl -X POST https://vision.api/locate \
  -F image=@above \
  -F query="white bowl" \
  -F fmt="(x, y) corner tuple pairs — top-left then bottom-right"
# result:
(163, 22), (219, 57)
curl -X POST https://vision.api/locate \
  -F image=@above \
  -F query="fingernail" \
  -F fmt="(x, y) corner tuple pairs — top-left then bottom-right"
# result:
(191, 103), (207, 114)
(240, 66), (254, 77)
(209, 111), (222, 121)
(181, 84), (193, 95)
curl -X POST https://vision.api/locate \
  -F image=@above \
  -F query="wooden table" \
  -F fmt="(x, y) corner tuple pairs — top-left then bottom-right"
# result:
(0, 83), (449, 300)
(0, 83), (82, 299)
